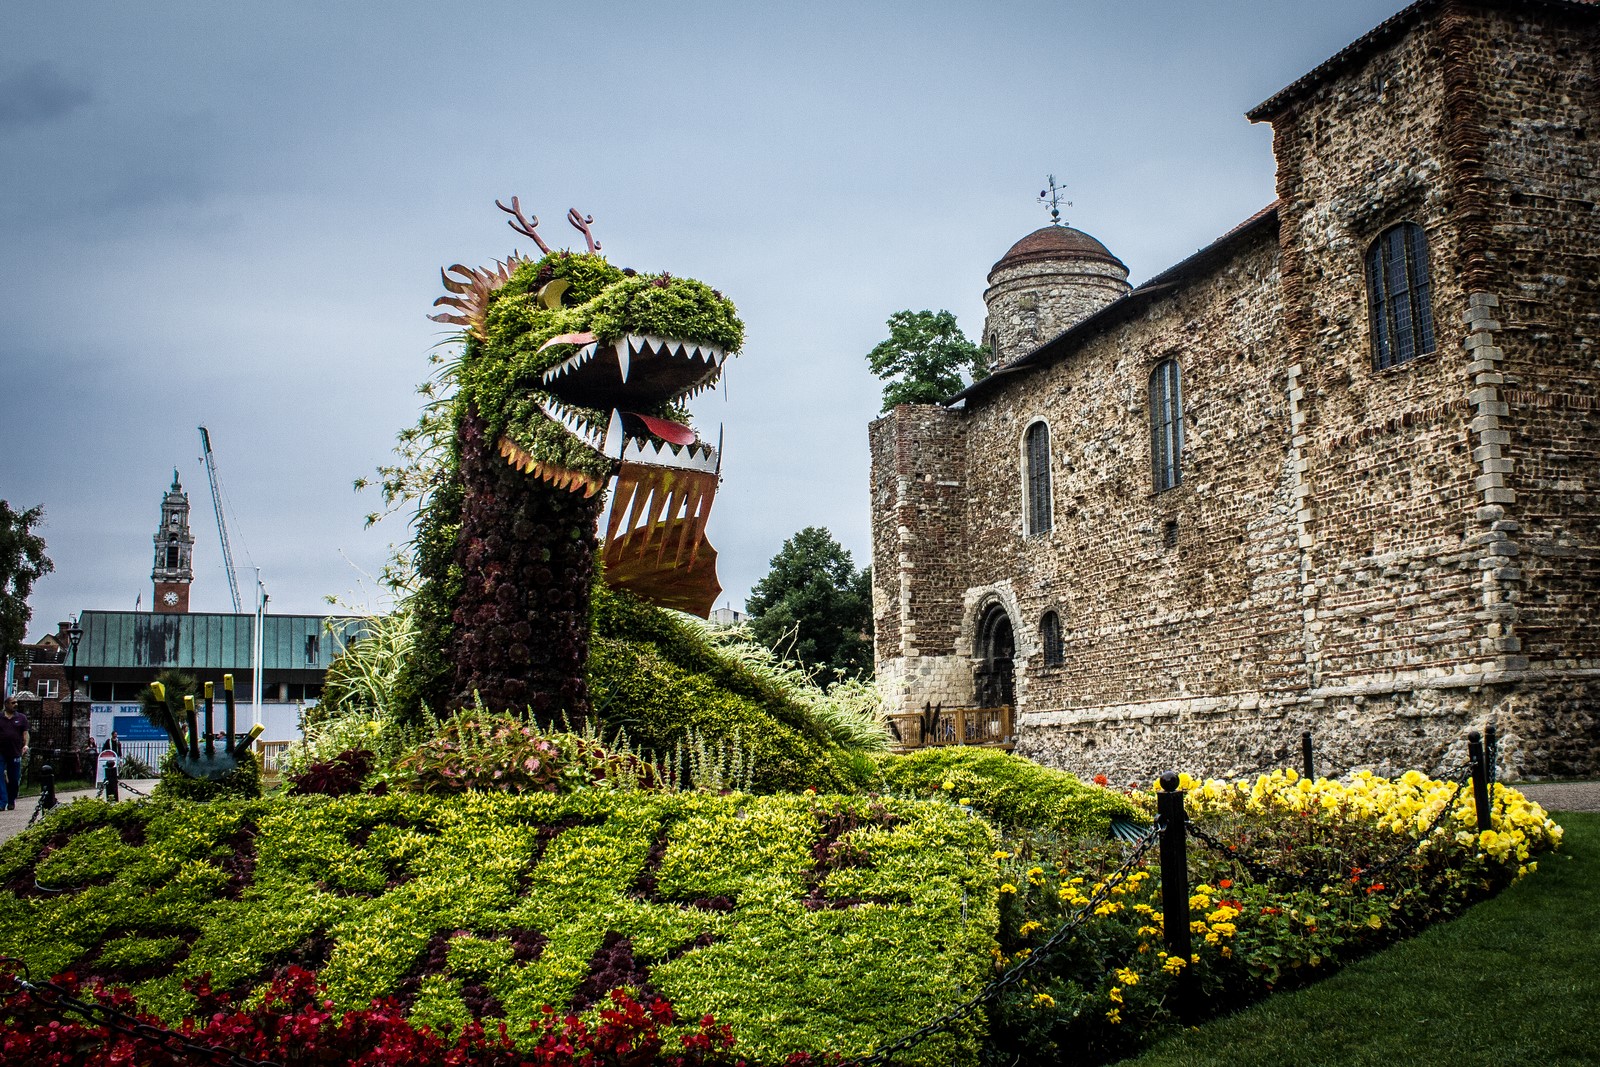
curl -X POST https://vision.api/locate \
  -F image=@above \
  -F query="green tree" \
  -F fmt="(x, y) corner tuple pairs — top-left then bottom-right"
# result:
(0, 501), (53, 668)
(745, 527), (872, 677)
(140, 669), (198, 740)
(865, 309), (987, 412)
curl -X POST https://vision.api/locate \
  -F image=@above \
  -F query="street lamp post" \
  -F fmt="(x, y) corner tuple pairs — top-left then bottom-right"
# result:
(66, 618), (83, 777)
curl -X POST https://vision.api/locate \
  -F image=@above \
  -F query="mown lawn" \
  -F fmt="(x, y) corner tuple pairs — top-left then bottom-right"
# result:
(1121, 811), (1600, 1066)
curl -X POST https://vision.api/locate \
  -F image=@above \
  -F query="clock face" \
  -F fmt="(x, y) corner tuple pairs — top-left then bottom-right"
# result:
(163, 591), (180, 606)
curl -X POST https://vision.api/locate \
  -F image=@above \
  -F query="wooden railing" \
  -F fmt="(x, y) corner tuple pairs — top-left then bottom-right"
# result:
(885, 704), (1014, 751)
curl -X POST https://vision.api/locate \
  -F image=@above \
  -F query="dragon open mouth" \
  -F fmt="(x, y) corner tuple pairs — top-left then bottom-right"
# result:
(540, 333), (726, 411)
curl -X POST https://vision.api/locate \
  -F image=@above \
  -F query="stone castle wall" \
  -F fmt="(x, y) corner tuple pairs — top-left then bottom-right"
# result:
(869, 405), (973, 714)
(983, 258), (1130, 367)
(867, 0), (1600, 781)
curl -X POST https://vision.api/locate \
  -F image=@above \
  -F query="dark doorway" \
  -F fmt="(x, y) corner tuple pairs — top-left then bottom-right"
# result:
(974, 604), (1015, 708)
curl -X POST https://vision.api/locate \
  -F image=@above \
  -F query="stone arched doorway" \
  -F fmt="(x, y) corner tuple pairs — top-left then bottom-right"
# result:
(974, 603), (1015, 708)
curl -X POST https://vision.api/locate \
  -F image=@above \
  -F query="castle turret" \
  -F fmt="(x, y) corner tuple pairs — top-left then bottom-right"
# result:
(982, 224), (1131, 368)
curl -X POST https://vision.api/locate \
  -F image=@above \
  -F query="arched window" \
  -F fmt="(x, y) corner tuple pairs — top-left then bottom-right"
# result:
(1366, 222), (1436, 369)
(1040, 611), (1064, 667)
(1024, 421), (1052, 536)
(1149, 359), (1183, 492)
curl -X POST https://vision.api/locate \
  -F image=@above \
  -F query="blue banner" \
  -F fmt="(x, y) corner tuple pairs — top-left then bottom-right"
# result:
(113, 715), (167, 741)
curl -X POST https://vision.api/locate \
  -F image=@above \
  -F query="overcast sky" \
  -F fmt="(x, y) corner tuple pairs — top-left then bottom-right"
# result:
(3, 0), (1410, 636)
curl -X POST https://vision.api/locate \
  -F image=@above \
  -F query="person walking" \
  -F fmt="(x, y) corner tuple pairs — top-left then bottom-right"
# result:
(0, 695), (30, 811)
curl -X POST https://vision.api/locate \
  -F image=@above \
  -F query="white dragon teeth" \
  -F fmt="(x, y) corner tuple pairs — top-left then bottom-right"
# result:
(541, 342), (601, 384)
(619, 436), (720, 474)
(537, 399), (607, 452)
(621, 334), (726, 368)
(542, 336), (726, 387)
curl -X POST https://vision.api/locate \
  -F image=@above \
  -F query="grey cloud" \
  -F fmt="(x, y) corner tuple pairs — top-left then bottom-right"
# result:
(0, 61), (92, 131)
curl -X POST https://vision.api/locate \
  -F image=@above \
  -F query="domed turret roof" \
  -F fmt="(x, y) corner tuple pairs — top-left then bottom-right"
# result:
(989, 224), (1126, 279)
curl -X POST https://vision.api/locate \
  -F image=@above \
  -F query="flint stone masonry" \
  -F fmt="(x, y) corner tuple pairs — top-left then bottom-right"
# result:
(869, 0), (1600, 783)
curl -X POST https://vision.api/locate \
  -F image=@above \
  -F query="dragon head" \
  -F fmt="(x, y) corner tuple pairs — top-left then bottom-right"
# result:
(431, 201), (744, 615)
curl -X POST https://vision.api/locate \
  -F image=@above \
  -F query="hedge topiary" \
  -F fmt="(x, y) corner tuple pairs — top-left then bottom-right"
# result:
(0, 790), (996, 1067)
(154, 748), (263, 801)
(872, 748), (1144, 837)
(588, 585), (870, 794)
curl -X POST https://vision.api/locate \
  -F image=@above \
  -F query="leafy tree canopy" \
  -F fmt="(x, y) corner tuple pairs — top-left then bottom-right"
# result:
(865, 309), (987, 412)
(0, 501), (52, 667)
(140, 669), (198, 740)
(745, 527), (872, 678)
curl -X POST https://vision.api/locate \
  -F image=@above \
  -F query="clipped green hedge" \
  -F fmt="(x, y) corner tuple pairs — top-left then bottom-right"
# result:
(0, 791), (996, 1066)
(872, 748), (1145, 837)
(154, 749), (263, 801)
(589, 586), (868, 793)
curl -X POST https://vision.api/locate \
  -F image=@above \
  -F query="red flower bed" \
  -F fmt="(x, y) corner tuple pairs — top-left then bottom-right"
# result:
(0, 965), (744, 1067)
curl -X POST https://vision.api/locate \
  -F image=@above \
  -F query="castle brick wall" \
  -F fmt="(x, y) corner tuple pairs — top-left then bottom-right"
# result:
(983, 258), (1131, 367)
(869, 405), (973, 713)
(867, 0), (1600, 781)
(1470, 3), (1600, 665)
(959, 224), (1301, 716)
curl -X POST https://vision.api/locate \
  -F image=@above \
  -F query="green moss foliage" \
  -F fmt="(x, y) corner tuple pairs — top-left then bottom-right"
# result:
(154, 749), (263, 800)
(587, 275), (743, 352)
(589, 585), (868, 793)
(0, 791), (995, 1066)
(872, 748), (1145, 837)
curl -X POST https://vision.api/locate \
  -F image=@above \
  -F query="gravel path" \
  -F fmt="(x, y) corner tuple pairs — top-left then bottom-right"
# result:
(1509, 780), (1600, 814)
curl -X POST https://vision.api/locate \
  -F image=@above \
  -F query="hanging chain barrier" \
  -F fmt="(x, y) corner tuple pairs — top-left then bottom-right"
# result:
(0, 956), (280, 1067)
(843, 823), (1162, 1067)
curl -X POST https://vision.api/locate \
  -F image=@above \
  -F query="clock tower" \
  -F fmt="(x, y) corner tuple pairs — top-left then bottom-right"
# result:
(152, 470), (194, 613)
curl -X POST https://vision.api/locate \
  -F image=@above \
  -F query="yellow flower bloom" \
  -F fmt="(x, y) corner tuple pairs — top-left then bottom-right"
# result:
(1000, 883), (1017, 895)
(1105, 1008), (1122, 1025)
(1033, 993), (1055, 1008)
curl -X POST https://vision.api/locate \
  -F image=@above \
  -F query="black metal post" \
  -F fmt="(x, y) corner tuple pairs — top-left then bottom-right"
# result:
(105, 761), (119, 803)
(1301, 731), (1314, 781)
(184, 696), (200, 757)
(203, 682), (216, 757)
(224, 674), (237, 751)
(1467, 731), (1492, 832)
(39, 764), (57, 811)
(1157, 772), (1194, 1017)
(1485, 722), (1499, 787)
(66, 619), (83, 779)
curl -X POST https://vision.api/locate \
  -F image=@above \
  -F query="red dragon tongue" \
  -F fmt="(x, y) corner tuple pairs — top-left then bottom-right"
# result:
(537, 331), (597, 352)
(629, 413), (698, 446)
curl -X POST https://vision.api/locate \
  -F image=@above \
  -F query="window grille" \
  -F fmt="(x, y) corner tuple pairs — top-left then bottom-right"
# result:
(1040, 611), (1065, 667)
(1367, 222), (1436, 370)
(1149, 359), (1183, 492)
(1024, 421), (1052, 536)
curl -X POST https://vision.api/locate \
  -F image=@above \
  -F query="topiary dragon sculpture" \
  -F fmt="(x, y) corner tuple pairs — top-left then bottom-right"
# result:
(398, 200), (743, 726)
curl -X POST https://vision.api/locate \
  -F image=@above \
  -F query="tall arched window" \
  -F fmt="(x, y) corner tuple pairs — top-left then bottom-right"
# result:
(1149, 359), (1183, 493)
(1366, 222), (1436, 370)
(1024, 420), (1052, 536)
(1040, 611), (1064, 667)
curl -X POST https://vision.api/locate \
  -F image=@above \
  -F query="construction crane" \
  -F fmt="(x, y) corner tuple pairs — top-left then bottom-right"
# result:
(198, 426), (245, 613)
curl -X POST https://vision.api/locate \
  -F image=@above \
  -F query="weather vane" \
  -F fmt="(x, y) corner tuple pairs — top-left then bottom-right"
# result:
(1038, 174), (1071, 226)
